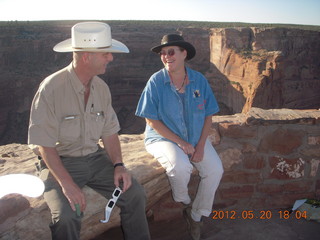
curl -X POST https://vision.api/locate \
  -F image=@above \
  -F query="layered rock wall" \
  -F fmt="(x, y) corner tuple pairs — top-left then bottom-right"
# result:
(208, 28), (320, 113)
(0, 21), (319, 145)
(150, 108), (320, 221)
(211, 108), (320, 210)
(1, 108), (319, 239)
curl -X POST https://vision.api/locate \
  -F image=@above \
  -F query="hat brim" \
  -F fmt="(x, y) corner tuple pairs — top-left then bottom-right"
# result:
(53, 38), (129, 53)
(151, 41), (196, 60)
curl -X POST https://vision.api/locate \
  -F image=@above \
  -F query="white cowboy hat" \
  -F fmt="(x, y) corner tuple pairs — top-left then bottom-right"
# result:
(53, 22), (129, 53)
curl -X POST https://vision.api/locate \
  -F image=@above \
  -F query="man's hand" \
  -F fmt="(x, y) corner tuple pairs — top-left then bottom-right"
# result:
(101, 134), (131, 191)
(114, 166), (132, 192)
(61, 181), (86, 213)
(39, 146), (87, 213)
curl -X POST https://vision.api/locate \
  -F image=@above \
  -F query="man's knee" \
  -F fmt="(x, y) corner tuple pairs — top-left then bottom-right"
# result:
(119, 178), (146, 207)
(52, 204), (80, 225)
(50, 206), (81, 239)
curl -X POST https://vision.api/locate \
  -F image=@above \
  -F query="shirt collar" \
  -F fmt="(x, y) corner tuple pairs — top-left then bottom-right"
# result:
(162, 66), (194, 84)
(67, 63), (94, 94)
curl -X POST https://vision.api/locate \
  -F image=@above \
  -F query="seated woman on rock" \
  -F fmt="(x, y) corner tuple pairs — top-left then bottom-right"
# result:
(135, 34), (224, 240)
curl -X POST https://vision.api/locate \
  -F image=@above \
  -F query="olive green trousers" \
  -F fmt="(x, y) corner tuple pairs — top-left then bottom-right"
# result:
(38, 148), (150, 240)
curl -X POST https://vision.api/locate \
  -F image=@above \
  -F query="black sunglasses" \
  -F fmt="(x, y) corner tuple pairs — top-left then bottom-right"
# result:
(159, 48), (176, 57)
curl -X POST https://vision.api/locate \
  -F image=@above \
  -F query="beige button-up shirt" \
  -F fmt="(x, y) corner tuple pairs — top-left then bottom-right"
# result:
(28, 63), (120, 157)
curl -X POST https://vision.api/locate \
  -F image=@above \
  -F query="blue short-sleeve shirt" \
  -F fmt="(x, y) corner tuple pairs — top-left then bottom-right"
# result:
(135, 67), (219, 146)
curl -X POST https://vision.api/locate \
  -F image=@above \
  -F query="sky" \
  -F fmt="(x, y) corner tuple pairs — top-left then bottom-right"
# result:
(0, 0), (319, 26)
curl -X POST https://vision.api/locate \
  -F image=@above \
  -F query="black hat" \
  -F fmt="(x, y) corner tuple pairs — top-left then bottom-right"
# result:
(151, 34), (196, 60)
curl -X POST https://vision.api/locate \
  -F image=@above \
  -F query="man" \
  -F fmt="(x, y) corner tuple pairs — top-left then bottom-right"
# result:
(28, 22), (150, 240)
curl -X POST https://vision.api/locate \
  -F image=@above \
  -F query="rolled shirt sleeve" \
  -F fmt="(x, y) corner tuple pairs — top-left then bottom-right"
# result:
(28, 80), (61, 148)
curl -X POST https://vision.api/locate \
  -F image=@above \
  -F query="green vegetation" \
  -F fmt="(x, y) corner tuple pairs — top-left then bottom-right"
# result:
(229, 81), (244, 93)
(0, 20), (319, 32)
(235, 48), (269, 60)
(306, 199), (320, 207)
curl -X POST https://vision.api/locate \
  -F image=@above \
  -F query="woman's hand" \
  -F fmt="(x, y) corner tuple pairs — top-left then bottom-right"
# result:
(190, 143), (205, 163)
(178, 141), (195, 157)
(190, 115), (212, 163)
(146, 118), (199, 160)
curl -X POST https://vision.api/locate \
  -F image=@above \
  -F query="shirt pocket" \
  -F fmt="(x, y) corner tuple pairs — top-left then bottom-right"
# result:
(59, 115), (81, 143)
(193, 98), (206, 113)
(89, 111), (105, 142)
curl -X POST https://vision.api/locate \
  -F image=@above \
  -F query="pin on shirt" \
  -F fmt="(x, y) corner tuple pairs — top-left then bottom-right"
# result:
(193, 90), (200, 98)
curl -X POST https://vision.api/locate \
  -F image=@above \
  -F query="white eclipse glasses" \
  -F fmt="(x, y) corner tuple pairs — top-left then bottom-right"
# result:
(100, 187), (122, 223)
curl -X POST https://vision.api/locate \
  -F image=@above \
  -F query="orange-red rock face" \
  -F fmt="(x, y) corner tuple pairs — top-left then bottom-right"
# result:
(208, 27), (320, 113)
(0, 22), (319, 144)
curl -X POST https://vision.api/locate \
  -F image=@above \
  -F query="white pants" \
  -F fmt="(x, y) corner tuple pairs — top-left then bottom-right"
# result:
(146, 139), (224, 220)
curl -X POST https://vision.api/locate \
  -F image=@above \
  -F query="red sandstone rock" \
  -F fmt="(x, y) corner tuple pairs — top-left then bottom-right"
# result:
(259, 128), (304, 154)
(0, 108), (319, 239)
(1, 23), (320, 144)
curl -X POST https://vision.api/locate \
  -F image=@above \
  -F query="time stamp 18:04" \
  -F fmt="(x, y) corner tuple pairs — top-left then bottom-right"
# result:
(212, 210), (307, 220)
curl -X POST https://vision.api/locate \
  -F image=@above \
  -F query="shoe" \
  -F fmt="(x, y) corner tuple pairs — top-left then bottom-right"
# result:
(183, 207), (203, 240)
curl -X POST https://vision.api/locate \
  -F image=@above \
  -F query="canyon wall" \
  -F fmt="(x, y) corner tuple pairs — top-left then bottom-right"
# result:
(208, 27), (320, 113)
(1, 108), (319, 239)
(0, 21), (319, 145)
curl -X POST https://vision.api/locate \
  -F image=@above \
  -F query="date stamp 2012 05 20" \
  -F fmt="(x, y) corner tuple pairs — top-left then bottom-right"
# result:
(211, 210), (307, 220)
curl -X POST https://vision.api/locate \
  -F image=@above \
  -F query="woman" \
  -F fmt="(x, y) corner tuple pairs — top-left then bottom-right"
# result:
(135, 34), (223, 240)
